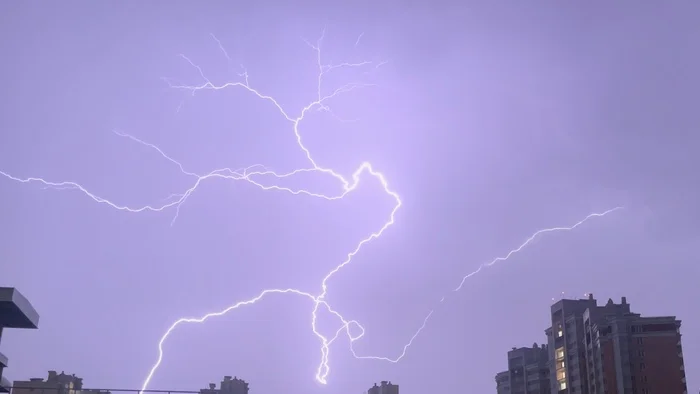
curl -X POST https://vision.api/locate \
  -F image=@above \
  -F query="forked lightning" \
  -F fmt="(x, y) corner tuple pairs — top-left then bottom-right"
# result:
(0, 30), (622, 390)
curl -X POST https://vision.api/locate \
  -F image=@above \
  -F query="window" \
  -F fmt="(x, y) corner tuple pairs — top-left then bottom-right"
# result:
(559, 381), (567, 390)
(640, 363), (646, 370)
(641, 389), (649, 394)
(641, 375), (648, 383)
(556, 347), (565, 360)
(636, 337), (644, 345)
(638, 350), (645, 357)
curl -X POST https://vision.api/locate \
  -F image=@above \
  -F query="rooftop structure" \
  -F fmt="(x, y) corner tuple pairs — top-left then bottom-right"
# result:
(0, 288), (40, 393)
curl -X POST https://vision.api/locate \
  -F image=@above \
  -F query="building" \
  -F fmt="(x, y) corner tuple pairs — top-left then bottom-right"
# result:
(200, 376), (249, 394)
(11, 371), (108, 394)
(368, 381), (399, 394)
(494, 343), (550, 394)
(10, 371), (106, 394)
(583, 299), (686, 394)
(495, 371), (510, 393)
(544, 294), (687, 394)
(0, 287), (40, 393)
(545, 294), (599, 393)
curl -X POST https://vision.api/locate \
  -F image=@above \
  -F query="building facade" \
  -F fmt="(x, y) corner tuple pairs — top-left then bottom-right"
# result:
(583, 301), (686, 394)
(368, 381), (399, 394)
(545, 294), (599, 393)
(544, 294), (687, 394)
(199, 376), (249, 394)
(10, 371), (105, 394)
(495, 343), (551, 394)
(0, 287), (40, 393)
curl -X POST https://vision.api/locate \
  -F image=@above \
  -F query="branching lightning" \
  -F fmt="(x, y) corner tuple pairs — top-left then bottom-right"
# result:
(0, 30), (622, 390)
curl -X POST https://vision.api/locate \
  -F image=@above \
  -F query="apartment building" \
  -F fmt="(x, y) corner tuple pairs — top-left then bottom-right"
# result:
(368, 381), (399, 394)
(11, 371), (109, 394)
(545, 294), (687, 394)
(199, 376), (249, 394)
(496, 294), (687, 394)
(495, 343), (551, 394)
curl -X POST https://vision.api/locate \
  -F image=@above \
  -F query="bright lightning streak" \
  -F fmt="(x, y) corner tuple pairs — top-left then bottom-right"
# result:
(452, 206), (624, 293)
(0, 29), (623, 391)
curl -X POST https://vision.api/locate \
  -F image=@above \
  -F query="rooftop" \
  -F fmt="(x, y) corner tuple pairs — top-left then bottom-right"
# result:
(0, 287), (40, 329)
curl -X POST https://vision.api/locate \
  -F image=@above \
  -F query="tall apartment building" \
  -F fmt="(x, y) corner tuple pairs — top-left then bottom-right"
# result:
(546, 294), (599, 393)
(199, 376), (249, 394)
(495, 343), (551, 394)
(368, 381), (399, 394)
(0, 287), (40, 393)
(544, 294), (687, 394)
(11, 371), (110, 394)
(582, 300), (686, 394)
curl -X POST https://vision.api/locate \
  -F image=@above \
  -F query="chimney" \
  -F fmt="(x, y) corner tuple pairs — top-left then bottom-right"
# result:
(209, 384), (215, 390)
(621, 296), (627, 305)
(48, 371), (57, 380)
(381, 381), (388, 386)
(588, 293), (593, 300)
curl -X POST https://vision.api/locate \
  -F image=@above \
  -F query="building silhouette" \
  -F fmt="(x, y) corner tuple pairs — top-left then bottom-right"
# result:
(0, 287), (40, 393)
(580, 297), (686, 394)
(199, 376), (249, 394)
(495, 343), (550, 394)
(546, 294), (600, 393)
(11, 371), (111, 394)
(10, 371), (111, 394)
(496, 294), (687, 394)
(368, 381), (398, 394)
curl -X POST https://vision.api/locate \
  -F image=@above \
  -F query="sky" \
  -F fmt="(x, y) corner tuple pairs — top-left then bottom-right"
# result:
(0, 2), (698, 394)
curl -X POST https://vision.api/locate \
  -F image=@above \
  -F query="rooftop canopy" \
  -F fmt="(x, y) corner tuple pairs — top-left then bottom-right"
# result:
(0, 287), (39, 329)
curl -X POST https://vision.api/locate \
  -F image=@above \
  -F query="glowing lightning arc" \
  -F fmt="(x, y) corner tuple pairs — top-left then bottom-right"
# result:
(0, 30), (623, 390)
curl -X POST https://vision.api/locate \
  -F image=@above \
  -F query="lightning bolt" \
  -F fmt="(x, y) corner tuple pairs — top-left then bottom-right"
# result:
(0, 30), (623, 390)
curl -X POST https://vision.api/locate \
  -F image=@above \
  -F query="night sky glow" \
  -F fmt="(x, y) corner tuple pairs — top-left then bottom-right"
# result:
(2, 3), (698, 393)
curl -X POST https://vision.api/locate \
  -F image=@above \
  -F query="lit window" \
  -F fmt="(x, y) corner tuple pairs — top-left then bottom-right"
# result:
(558, 329), (563, 337)
(559, 381), (567, 390)
(556, 347), (565, 359)
(557, 370), (567, 380)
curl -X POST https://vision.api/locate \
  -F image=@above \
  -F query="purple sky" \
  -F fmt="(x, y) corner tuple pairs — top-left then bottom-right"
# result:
(1, 2), (698, 394)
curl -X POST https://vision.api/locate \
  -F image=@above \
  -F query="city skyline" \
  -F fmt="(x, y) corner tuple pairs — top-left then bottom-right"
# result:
(10, 370), (395, 394)
(3, 291), (690, 394)
(1, 2), (698, 394)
